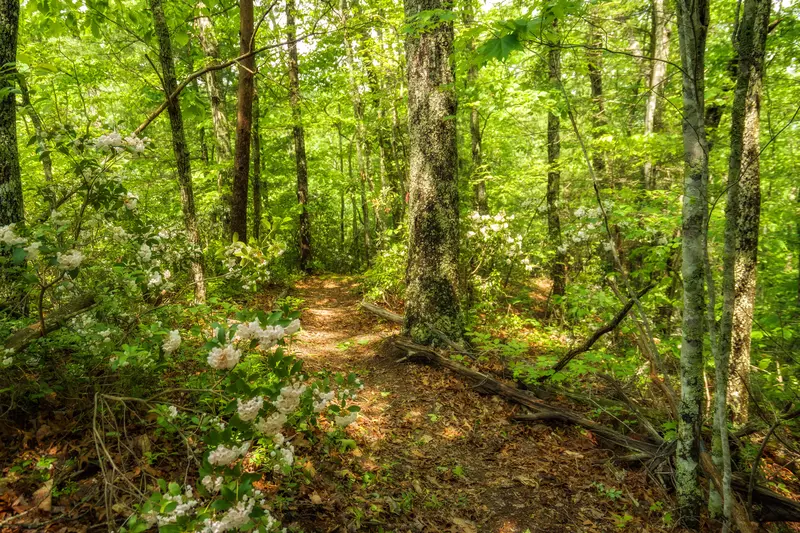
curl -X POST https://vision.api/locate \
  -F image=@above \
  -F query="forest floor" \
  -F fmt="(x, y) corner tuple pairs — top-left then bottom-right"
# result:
(276, 275), (682, 533)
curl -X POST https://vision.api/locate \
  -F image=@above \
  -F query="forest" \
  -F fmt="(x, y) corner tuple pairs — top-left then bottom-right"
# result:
(0, 0), (799, 529)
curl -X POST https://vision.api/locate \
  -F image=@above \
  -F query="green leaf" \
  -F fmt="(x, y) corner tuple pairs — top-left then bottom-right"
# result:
(478, 34), (522, 62)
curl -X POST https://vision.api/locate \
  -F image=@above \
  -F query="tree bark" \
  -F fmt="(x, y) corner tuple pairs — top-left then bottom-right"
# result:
(251, 82), (262, 240)
(586, 24), (607, 184)
(341, 0), (371, 266)
(402, 0), (462, 345)
(230, 0), (255, 242)
(463, 0), (486, 214)
(642, 0), (670, 189)
(0, 0), (23, 228)
(723, 0), (770, 426)
(547, 41), (566, 301)
(149, 0), (206, 302)
(674, 0), (710, 526)
(286, 0), (311, 271)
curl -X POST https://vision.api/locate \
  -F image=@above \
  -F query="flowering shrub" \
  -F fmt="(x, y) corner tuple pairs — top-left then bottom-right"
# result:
(122, 311), (363, 533)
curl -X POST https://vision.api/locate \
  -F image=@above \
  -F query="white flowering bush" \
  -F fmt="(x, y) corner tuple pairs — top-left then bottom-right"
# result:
(122, 310), (363, 533)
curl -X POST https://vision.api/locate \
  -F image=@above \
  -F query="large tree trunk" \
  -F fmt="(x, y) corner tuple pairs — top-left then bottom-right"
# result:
(286, 0), (311, 271)
(547, 42), (566, 302)
(674, 0), (709, 526)
(642, 0), (670, 189)
(0, 0), (22, 228)
(149, 0), (206, 302)
(230, 0), (255, 242)
(723, 0), (770, 426)
(251, 82), (262, 240)
(402, 0), (462, 345)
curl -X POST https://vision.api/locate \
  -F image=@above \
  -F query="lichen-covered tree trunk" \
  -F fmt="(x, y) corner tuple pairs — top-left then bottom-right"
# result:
(251, 82), (262, 240)
(230, 0), (255, 242)
(463, 0), (486, 214)
(149, 0), (206, 302)
(586, 25), (607, 185)
(287, 0), (311, 271)
(642, 0), (670, 189)
(547, 43), (566, 301)
(0, 0), (23, 228)
(195, 3), (233, 226)
(402, 0), (462, 345)
(724, 0), (770, 425)
(341, 0), (371, 266)
(674, 0), (709, 526)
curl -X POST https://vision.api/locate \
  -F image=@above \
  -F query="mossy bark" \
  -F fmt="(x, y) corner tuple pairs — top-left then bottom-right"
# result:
(287, 0), (311, 271)
(724, 0), (769, 426)
(149, 0), (206, 302)
(674, 0), (710, 526)
(402, 0), (463, 345)
(251, 83), (262, 240)
(0, 0), (23, 228)
(642, 0), (670, 189)
(547, 43), (566, 301)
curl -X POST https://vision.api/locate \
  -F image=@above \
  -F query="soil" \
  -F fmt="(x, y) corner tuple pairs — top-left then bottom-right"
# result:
(278, 275), (682, 533)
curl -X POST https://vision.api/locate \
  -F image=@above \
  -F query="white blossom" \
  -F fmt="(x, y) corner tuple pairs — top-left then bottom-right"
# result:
(122, 192), (138, 211)
(201, 475), (224, 494)
(236, 396), (264, 422)
(0, 224), (26, 246)
(24, 242), (41, 260)
(56, 249), (85, 270)
(284, 319), (301, 335)
(275, 382), (306, 414)
(162, 330), (181, 354)
(207, 442), (250, 466)
(334, 411), (358, 427)
(207, 344), (241, 370)
(254, 412), (287, 435)
(138, 243), (152, 262)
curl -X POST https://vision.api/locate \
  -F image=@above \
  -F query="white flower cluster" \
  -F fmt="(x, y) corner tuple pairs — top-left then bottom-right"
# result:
(162, 330), (181, 354)
(24, 242), (41, 260)
(201, 475), (224, 494)
(313, 390), (335, 412)
(236, 396), (264, 422)
(334, 411), (358, 427)
(143, 486), (198, 527)
(274, 382), (306, 415)
(467, 211), (513, 237)
(0, 224), (26, 246)
(139, 243), (152, 262)
(56, 249), (85, 270)
(200, 494), (274, 533)
(50, 209), (70, 226)
(95, 132), (147, 154)
(254, 411), (287, 436)
(122, 192), (139, 211)
(207, 344), (242, 370)
(270, 433), (295, 472)
(208, 442), (250, 467)
(233, 318), (300, 349)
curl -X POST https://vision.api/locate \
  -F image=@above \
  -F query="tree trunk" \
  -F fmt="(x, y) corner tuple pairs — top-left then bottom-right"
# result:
(0, 0), (23, 228)
(230, 0), (255, 242)
(251, 82), (262, 240)
(402, 0), (462, 345)
(149, 0), (206, 303)
(674, 0), (709, 526)
(463, 0), (486, 214)
(642, 0), (670, 189)
(547, 42), (566, 301)
(586, 24), (607, 185)
(724, 0), (770, 426)
(286, 0), (311, 271)
(195, 3), (233, 228)
(341, 0), (371, 265)
(17, 76), (53, 198)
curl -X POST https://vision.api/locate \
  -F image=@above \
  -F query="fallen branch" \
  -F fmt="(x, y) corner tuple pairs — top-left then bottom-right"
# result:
(394, 335), (800, 525)
(3, 293), (96, 352)
(360, 301), (403, 324)
(549, 284), (654, 376)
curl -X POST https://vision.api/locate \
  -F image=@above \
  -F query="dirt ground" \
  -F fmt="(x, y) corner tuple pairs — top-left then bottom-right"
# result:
(278, 275), (683, 533)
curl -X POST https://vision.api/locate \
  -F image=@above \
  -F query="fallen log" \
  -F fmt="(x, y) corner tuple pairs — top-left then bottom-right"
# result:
(393, 335), (800, 525)
(360, 301), (403, 324)
(393, 336), (661, 456)
(3, 293), (96, 352)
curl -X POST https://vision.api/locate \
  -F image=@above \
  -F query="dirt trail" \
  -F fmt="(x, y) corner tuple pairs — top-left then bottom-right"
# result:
(284, 275), (675, 533)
